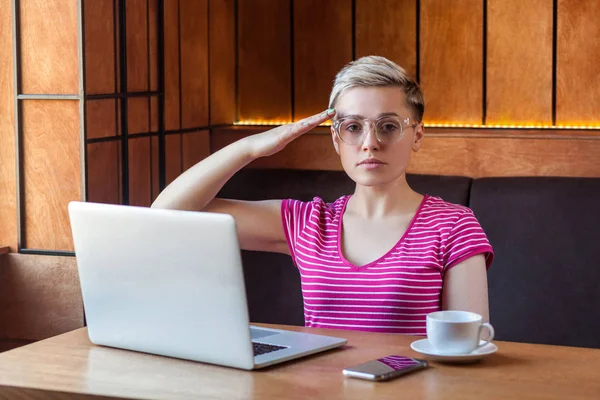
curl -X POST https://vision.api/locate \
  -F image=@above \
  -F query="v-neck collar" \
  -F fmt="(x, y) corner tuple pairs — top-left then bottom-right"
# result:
(336, 194), (429, 270)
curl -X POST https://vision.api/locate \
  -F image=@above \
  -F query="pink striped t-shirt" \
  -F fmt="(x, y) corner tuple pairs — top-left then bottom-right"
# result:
(281, 195), (494, 335)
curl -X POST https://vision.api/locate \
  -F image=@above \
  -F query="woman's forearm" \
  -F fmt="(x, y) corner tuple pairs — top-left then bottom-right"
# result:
(151, 109), (335, 211)
(151, 137), (255, 211)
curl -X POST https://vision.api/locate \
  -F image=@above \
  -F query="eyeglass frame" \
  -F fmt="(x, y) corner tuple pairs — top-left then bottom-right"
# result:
(331, 115), (420, 146)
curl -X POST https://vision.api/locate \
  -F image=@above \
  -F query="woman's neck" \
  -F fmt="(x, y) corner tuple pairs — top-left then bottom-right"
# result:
(347, 177), (424, 219)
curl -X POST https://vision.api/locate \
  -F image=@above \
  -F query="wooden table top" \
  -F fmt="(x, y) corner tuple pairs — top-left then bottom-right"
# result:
(0, 324), (599, 400)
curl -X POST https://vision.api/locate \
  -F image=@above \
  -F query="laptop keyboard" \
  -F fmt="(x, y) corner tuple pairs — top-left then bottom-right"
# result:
(253, 342), (287, 356)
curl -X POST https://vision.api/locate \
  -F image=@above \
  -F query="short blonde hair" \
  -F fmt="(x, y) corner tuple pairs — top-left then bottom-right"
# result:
(328, 56), (424, 121)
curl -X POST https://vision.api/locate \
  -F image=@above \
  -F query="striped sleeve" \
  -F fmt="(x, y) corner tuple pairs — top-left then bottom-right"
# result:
(281, 198), (314, 263)
(442, 208), (494, 272)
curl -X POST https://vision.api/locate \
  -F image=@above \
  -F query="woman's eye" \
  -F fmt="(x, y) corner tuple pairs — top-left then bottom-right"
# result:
(344, 123), (362, 133)
(380, 123), (399, 132)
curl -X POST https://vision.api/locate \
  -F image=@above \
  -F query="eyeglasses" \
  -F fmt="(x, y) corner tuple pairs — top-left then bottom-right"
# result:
(332, 116), (419, 146)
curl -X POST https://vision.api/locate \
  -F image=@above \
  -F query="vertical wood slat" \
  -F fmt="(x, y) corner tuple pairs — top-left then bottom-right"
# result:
(127, 97), (149, 134)
(126, 0), (150, 135)
(293, 0), (352, 120)
(22, 101), (81, 251)
(237, 0), (291, 121)
(165, 134), (182, 185)
(115, 2), (122, 94)
(556, 0), (600, 125)
(420, 0), (483, 124)
(150, 96), (159, 132)
(164, 0), (180, 131)
(146, 2), (159, 132)
(0, 0), (17, 251)
(486, 0), (553, 125)
(126, 0), (149, 92)
(180, 0), (209, 129)
(86, 100), (117, 139)
(19, 0), (79, 94)
(355, 0), (418, 80)
(87, 141), (121, 204)
(128, 136), (152, 207)
(84, 0), (115, 94)
(151, 136), (160, 201)
(148, 0), (159, 92)
(209, 0), (236, 125)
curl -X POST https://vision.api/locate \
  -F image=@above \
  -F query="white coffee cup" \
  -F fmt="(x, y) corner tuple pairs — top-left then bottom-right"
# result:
(426, 311), (495, 355)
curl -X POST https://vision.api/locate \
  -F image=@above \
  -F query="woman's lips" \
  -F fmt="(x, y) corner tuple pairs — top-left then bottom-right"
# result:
(358, 158), (385, 169)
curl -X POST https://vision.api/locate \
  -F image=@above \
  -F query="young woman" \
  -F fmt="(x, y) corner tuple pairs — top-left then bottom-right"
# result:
(152, 56), (493, 335)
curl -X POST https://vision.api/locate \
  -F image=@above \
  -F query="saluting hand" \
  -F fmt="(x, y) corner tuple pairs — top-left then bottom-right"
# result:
(246, 108), (336, 159)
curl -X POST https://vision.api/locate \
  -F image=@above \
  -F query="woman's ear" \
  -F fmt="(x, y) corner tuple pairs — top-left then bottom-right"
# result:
(331, 127), (341, 155)
(412, 123), (425, 152)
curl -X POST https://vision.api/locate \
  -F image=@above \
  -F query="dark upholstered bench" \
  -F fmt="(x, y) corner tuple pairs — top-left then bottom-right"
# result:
(218, 168), (600, 349)
(470, 177), (600, 349)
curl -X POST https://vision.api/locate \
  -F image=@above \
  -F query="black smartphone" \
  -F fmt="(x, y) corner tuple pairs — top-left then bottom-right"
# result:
(342, 355), (428, 381)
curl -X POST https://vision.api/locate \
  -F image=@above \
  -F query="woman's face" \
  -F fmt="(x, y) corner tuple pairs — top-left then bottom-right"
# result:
(331, 86), (424, 188)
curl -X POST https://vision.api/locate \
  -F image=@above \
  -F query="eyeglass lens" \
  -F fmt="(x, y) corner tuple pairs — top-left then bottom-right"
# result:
(337, 117), (404, 144)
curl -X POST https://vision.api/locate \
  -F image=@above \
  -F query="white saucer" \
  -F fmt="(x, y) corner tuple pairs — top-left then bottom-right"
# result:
(410, 339), (498, 363)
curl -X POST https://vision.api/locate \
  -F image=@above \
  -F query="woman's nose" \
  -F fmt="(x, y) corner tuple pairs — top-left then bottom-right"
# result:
(361, 123), (379, 150)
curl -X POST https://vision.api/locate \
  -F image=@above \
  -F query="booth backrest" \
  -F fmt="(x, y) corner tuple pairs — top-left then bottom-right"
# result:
(470, 177), (600, 349)
(218, 169), (600, 348)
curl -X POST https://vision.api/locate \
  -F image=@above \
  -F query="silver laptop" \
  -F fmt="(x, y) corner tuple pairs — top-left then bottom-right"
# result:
(68, 201), (346, 370)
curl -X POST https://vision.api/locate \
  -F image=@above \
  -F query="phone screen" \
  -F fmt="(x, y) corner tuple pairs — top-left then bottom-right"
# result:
(343, 355), (428, 381)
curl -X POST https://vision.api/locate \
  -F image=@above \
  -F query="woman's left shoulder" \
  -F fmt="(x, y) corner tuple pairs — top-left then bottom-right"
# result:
(422, 195), (475, 217)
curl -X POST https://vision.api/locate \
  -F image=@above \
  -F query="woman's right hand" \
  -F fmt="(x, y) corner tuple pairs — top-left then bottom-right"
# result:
(245, 108), (336, 159)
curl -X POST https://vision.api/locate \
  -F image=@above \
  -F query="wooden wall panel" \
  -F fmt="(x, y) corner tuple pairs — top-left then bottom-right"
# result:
(409, 136), (600, 178)
(183, 130), (210, 170)
(84, 0), (115, 94)
(355, 0), (417, 79)
(86, 100), (117, 139)
(209, 0), (236, 125)
(22, 101), (81, 251)
(420, 0), (483, 124)
(211, 128), (600, 178)
(150, 96), (159, 132)
(0, 253), (83, 341)
(87, 141), (120, 204)
(164, 0), (180, 131)
(294, 0), (352, 119)
(126, 0), (148, 92)
(180, 0), (209, 129)
(212, 130), (342, 171)
(128, 137), (151, 207)
(151, 136), (160, 201)
(149, 0), (159, 92)
(165, 134), (182, 185)
(487, 0), (553, 125)
(238, 0), (291, 121)
(556, 0), (600, 125)
(127, 97), (150, 134)
(0, 0), (17, 251)
(115, 2), (121, 92)
(20, 0), (78, 94)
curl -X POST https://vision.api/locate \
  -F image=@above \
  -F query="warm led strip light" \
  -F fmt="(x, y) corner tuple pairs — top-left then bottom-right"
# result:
(425, 123), (600, 130)
(234, 120), (600, 130)
(234, 120), (319, 126)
